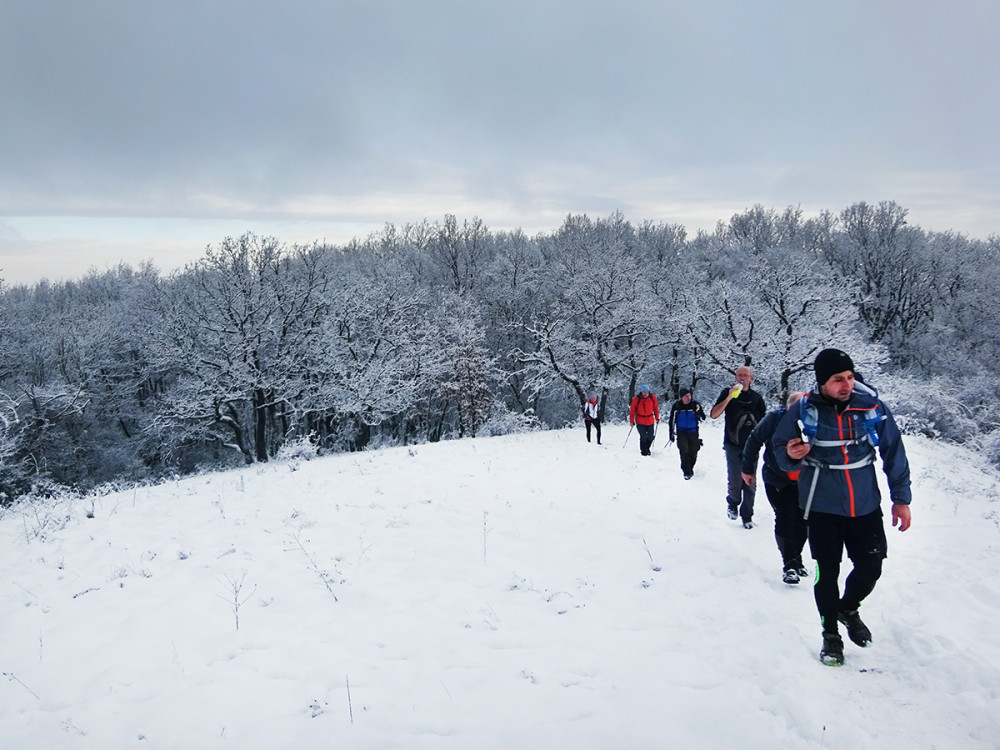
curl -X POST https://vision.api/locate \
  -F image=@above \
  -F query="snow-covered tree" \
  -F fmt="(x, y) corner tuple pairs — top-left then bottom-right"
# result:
(685, 212), (879, 399)
(516, 214), (672, 419)
(157, 234), (333, 463)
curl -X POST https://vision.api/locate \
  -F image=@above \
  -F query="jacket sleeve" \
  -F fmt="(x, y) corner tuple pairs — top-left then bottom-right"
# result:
(667, 403), (677, 439)
(772, 407), (804, 474)
(741, 412), (774, 475)
(876, 402), (912, 505)
(629, 397), (637, 424)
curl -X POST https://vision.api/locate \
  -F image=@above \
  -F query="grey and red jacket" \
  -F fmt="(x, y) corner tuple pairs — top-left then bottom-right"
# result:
(772, 381), (912, 517)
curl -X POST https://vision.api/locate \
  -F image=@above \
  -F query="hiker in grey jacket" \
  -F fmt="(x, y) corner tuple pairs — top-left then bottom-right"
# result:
(772, 348), (912, 667)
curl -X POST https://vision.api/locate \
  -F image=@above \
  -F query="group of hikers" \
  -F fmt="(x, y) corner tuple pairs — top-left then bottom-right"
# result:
(584, 348), (913, 667)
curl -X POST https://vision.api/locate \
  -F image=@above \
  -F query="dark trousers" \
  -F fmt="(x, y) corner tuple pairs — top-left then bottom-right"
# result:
(585, 418), (602, 444)
(808, 509), (887, 631)
(724, 443), (755, 520)
(676, 431), (701, 475)
(763, 481), (808, 570)
(636, 423), (655, 455)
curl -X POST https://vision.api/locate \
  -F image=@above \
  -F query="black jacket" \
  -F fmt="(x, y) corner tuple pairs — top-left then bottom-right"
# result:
(713, 387), (766, 448)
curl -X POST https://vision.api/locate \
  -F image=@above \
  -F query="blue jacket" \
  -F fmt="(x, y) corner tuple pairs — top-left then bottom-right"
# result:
(668, 399), (705, 440)
(741, 409), (795, 491)
(772, 381), (912, 517)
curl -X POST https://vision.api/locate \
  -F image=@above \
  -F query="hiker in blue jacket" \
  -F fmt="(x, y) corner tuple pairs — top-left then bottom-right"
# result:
(741, 392), (809, 585)
(772, 348), (912, 667)
(667, 388), (706, 479)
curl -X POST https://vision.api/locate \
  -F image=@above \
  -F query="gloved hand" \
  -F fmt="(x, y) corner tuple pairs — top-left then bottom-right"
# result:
(668, 438), (674, 445)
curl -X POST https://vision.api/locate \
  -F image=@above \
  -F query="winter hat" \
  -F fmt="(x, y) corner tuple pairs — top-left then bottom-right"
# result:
(814, 348), (855, 385)
(640, 384), (650, 392)
(679, 388), (691, 397)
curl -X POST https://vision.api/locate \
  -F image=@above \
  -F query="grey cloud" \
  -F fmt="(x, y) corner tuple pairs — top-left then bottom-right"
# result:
(0, 0), (997, 243)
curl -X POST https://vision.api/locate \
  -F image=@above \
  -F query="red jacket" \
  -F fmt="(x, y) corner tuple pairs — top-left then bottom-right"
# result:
(630, 393), (659, 426)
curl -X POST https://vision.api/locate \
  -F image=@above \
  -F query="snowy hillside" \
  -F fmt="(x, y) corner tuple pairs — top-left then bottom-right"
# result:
(1, 418), (998, 749)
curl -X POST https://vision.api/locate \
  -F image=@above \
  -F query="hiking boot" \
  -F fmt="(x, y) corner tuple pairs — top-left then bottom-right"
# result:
(727, 505), (738, 520)
(838, 608), (872, 647)
(796, 565), (810, 580)
(782, 568), (800, 584)
(743, 520), (755, 530)
(820, 632), (845, 666)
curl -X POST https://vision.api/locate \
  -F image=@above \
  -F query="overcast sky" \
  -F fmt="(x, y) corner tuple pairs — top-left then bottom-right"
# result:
(2, 0), (997, 285)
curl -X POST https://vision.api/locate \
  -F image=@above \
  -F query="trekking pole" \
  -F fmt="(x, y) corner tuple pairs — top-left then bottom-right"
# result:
(802, 464), (820, 520)
(623, 425), (634, 448)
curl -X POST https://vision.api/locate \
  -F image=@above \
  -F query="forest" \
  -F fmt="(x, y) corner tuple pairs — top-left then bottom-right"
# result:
(1, 200), (998, 503)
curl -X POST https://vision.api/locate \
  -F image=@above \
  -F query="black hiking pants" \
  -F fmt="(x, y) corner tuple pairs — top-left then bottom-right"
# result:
(636, 423), (655, 456)
(676, 431), (700, 475)
(808, 509), (887, 632)
(585, 418), (602, 444)
(763, 481), (808, 570)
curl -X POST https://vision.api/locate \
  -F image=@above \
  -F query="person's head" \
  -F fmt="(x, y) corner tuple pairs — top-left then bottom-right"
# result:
(735, 366), (753, 389)
(587, 391), (598, 404)
(680, 387), (692, 404)
(786, 391), (805, 408)
(814, 348), (855, 402)
(639, 384), (651, 398)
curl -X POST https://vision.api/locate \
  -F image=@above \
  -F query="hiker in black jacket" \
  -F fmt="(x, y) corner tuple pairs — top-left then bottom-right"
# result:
(667, 388), (705, 479)
(710, 365), (767, 528)
(742, 392), (809, 584)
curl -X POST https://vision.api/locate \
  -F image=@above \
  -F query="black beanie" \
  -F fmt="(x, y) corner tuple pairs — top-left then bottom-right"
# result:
(814, 348), (855, 385)
(679, 388), (691, 397)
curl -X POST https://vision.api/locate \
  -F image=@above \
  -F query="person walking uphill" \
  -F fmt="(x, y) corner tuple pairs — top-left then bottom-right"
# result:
(772, 349), (912, 667)
(583, 387), (608, 445)
(742, 392), (809, 584)
(629, 385), (660, 456)
(710, 366), (766, 528)
(668, 388), (705, 479)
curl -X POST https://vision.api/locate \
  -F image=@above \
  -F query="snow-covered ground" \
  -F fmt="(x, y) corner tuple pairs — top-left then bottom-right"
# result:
(1, 417), (998, 749)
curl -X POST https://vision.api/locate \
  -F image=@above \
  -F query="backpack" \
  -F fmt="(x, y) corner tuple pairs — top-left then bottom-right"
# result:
(797, 392), (883, 451)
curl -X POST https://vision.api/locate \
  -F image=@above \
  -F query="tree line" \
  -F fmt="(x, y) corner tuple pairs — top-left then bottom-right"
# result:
(1, 201), (998, 502)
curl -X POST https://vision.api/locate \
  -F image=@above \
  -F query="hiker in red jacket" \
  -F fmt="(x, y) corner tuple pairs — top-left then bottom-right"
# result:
(629, 385), (660, 456)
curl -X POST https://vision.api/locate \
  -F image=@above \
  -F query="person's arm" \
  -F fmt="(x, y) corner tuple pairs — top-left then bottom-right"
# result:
(710, 390), (730, 419)
(876, 402), (913, 526)
(772, 408), (810, 472)
(667, 403), (678, 441)
(740, 414), (772, 485)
